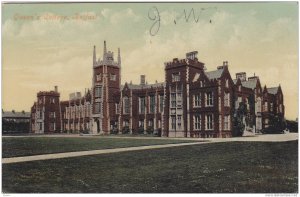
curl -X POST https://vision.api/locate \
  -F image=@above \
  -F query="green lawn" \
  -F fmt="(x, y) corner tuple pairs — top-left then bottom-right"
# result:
(2, 141), (298, 193)
(2, 137), (195, 158)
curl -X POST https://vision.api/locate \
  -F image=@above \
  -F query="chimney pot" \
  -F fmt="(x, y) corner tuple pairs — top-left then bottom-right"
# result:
(140, 75), (146, 85)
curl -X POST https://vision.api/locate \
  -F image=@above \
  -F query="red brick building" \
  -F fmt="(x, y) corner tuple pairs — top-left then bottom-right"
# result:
(119, 77), (164, 135)
(31, 86), (61, 133)
(30, 41), (285, 137)
(163, 54), (234, 138)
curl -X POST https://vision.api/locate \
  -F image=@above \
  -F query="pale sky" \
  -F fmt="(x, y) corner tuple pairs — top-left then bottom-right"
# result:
(2, 2), (298, 120)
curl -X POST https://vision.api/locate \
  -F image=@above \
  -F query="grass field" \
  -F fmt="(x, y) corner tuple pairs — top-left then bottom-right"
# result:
(2, 140), (298, 193)
(2, 137), (195, 158)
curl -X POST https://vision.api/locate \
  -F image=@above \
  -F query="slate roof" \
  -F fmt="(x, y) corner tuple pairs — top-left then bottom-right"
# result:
(241, 78), (257, 89)
(122, 82), (165, 90)
(267, 87), (279, 95)
(2, 111), (30, 118)
(205, 68), (224, 80)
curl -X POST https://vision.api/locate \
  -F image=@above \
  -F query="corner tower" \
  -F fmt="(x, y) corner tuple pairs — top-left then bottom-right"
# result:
(91, 41), (121, 134)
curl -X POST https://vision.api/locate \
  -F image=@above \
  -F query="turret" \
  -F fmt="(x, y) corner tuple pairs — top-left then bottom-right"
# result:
(118, 47), (121, 66)
(93, 45), (96, 66)
(103, 40), (107, 60)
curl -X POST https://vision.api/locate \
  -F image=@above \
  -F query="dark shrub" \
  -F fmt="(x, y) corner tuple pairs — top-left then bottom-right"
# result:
(146, 126), (154, 134)
(122, 126), (130, 134)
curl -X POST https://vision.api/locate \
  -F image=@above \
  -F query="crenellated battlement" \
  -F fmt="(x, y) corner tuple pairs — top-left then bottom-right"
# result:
(37, 86), (60, 97)
(93, 41), (121, 68)
(165, 51), (204, 70)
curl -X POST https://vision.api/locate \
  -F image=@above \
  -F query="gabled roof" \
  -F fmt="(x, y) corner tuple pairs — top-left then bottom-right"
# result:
(267, 87), (279, 95)
(241, 78), (258, 89)
(205, 68), (224, 80)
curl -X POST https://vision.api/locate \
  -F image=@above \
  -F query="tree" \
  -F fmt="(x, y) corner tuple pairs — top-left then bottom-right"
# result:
(263, 114), (286, 134)
(247, 94), (256, 128)
(232, 102), (248, 137)
(286, 120), (298, 133)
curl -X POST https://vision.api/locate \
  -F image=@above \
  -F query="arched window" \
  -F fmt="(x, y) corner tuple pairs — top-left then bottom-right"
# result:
(123, 97), (130, 114)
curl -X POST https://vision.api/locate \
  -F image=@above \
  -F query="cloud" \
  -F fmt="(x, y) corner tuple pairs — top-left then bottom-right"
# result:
(110, 8), (141, 24)
(120, 8), (297, 119)
(2, 5), (298, 119)
(101, 8), (111, 18)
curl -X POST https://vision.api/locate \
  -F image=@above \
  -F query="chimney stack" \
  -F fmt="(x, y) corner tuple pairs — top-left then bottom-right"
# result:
(223, 61), (228, 66)
(54, 86), (58, 93)
(140, 75), (146, 85)
(236, 72), (246, 82)
(186, 51), (198, 60)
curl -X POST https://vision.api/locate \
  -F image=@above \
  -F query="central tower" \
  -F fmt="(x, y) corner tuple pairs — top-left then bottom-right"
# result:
(91, 41), (121, 134)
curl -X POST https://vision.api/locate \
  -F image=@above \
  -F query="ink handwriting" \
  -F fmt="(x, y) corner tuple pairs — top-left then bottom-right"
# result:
(148, 6), (161, 36)
(148, 7), (218, 36)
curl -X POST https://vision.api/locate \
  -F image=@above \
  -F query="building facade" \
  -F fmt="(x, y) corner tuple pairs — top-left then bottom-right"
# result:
(30, 41), (285, 137)
(3, 110), (30, 133)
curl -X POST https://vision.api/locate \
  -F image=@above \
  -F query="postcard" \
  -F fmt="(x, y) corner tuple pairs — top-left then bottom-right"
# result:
(2, 2), (298, 194)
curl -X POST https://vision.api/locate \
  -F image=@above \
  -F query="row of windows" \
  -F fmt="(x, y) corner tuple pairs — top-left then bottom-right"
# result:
(122, 119), (161, 128)
(172, 73), (180, 82)
(262, 102), (283, 113)
(65, 122), (89, 131)
(193, 92), (214, 107)
(193, 114), (230, 131)
(171, 85), (182, 92)
(193, 114), (214, 130)
(138, 119), (161, 127)
(123, 91), (223, 113)
(65, 104), (91, 118)
(170, 93), (182, 108)
(39, 97), (56, 104)
(96, 73), (117, 81)
(124, 95), (164, 114)
(170, 114), (215, 131)
(171, 115), (182, 130)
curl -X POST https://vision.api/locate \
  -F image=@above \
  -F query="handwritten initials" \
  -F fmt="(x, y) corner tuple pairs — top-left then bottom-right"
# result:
(148, 6), (160, 36)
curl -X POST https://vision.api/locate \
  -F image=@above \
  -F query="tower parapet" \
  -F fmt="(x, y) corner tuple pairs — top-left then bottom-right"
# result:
(164, 51), (204, 70)
(94, 40), (121, 68)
